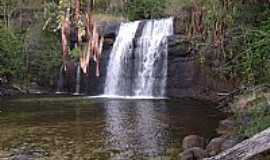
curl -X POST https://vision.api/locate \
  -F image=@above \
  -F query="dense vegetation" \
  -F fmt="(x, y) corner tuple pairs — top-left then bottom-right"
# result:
(232, 87), (270, 138)
(0, 0), (270, 156)
(0, 26), (23, 82)
(0, 0), (269, 89)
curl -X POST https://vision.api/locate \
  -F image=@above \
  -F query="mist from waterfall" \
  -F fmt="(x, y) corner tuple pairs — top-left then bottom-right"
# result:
(104, 18), (174, 98)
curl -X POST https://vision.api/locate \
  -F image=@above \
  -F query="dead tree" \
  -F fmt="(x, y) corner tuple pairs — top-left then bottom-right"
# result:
(204, 128), (270, 160)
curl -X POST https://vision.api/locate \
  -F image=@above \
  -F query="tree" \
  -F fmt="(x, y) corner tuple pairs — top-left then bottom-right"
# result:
(0, 26), (24, 81)
(44, 0), (104, 77)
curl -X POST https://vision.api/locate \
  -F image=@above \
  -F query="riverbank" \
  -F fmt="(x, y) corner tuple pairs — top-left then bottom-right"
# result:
(179, 85), (270, 160)
(0, 82), (53, 97)
(1, 84), (270, 159)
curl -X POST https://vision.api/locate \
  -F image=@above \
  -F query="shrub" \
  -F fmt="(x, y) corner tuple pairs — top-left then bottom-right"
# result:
(240, 18), (270, 85)
(237, 103), (270, 137)
(233, 90), (270, 138)
(0, 26), (24, 81)
(24, 23), (62, 87)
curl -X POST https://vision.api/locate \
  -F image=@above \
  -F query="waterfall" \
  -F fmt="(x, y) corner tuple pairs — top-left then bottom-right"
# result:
(104, 21), (140, 96)
(74, 64), (81, 95)
(104, 18), (173, 98)
(133, 18), (174, 97)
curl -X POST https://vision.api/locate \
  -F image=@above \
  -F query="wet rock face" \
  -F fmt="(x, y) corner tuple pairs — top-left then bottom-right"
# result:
(84, 20), (234, 99)
(71, 23), (119, 96)
(166, 34), (236, 100)
(85, 46), (112, 95)
(167, 35), (202, 99)
(100, 22), (120, 38)
(85, 26), (208, 98)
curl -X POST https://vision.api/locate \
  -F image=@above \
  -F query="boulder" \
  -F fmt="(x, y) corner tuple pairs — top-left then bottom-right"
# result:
(221, 136), (242, 151)
(100, 22), (120, 39)
(217, 118), (236, 135)
(180, 147), (207, 160)
(168, 35), (193, 58)
(206, 137), (226, 156)
(182, 135), (205, 150)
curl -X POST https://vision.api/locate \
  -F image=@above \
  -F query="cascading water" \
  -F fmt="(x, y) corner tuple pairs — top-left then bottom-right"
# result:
(133, 18), (174, 97)
(104, 18), (173, 98)
(104, 21), (140, 96)
(74, 63), (81, 95)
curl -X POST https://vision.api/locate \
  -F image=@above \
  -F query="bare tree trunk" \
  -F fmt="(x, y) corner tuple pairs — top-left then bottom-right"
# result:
(75, 0), (81, 44)
(61, 14), (70, 62)
(61, 23), (69, 61)
(204, 128), (270, 160)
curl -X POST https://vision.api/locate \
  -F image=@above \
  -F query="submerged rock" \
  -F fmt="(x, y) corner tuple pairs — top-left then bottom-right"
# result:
(182, 135), (205, 150)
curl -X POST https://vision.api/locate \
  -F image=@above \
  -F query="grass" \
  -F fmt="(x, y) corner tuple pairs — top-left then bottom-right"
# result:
(232, 88), (270, 138)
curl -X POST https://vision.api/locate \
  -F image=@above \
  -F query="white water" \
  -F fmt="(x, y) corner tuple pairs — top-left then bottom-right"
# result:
(86, 95), (168, 100)
(74, 64), (81, 95)
(104, 21), (140, 96)
(134, 18), (174, 97)
(104, 18), (174, 98)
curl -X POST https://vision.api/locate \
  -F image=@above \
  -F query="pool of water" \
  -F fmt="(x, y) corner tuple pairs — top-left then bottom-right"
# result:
(0, 96), (225, 159)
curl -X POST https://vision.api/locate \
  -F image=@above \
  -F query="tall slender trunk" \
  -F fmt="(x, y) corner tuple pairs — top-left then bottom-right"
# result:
(75, 0), (81, 44)
(61, 12), (70, 62)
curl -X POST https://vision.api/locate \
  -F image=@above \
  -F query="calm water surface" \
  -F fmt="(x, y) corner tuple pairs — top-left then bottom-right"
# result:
(0, 96), (225, 160)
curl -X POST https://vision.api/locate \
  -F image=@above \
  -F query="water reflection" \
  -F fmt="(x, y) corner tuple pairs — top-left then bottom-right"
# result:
(105, 100), (170, 159)
(0, 97), (225, 159)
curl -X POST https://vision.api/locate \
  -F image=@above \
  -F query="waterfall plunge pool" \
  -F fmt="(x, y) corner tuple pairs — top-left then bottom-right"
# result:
(0, 96), (225, 159)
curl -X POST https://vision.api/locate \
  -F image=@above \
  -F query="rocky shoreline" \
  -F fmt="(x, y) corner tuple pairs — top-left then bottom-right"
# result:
(0, 83), (51, 97)
(179, 86), (270, 160)
(179, 118), (243, 160)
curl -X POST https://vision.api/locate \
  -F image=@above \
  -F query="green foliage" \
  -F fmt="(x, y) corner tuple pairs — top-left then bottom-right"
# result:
(233, 89), (270, 138)
(127, 0), (167, 20)
(185, 0), (270, 86)
(240, 18), (270, 85)
(0, 26), (24, 81)
(43, 0), (70, 32)
(24, 23), (62, 87)
(237, 103), (270, 137)
(70, 47), (81, 60)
